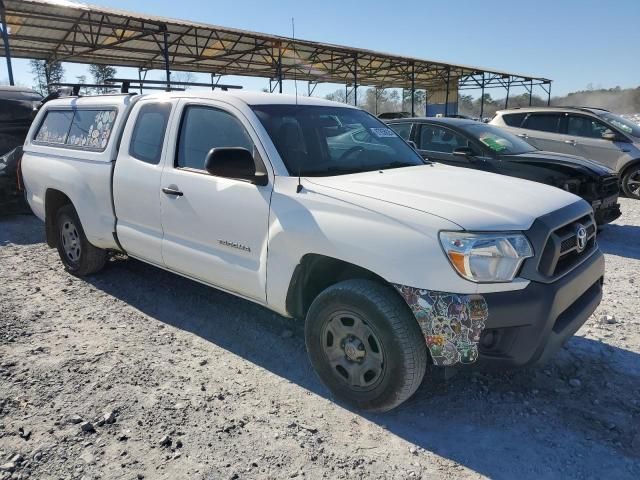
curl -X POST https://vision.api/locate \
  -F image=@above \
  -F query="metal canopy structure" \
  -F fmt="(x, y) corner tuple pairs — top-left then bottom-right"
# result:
(0, 0), (552, 115)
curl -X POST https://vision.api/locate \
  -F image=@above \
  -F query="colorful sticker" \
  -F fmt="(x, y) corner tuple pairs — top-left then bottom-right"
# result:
(369, 127), (397, 138)
(394, 285), (488, 366)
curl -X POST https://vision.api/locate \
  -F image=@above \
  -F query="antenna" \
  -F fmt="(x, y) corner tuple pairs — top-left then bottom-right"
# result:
(292, 17), (303, 193)
(292, 17), (298, 105)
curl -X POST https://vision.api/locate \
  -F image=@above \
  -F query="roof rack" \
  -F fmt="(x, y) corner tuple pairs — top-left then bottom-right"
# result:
(502, 105), (610, 113)
(107, 78), (243, 93)
(555, 105), (610, 112)
(45, 77), (243, 98)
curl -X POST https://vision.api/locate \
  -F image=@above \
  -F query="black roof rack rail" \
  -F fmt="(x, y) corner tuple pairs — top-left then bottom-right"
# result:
(107, 78), (243, 93)
(501, 105), (610, 113)
(47, 82), (134, 96)
(554, 105), (610, 112)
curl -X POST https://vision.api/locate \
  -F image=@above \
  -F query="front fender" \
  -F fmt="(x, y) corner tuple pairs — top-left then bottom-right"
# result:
(265, 176), (502, 316)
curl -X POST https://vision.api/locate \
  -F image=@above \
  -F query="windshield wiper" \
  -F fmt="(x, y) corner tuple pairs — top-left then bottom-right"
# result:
(301, 166), (373, 176)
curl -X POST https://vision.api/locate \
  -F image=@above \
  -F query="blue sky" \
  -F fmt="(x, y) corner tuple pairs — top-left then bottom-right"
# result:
(2, 0), (639, 98)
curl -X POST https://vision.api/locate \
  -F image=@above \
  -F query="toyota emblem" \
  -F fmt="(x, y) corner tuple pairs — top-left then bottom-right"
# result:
(576, 224), (588, 252)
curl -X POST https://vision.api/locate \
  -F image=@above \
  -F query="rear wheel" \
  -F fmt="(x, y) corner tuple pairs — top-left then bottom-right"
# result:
(56, 204), (107, 276)
(305, 279), (427, 412)
(621, 164), (640, 199)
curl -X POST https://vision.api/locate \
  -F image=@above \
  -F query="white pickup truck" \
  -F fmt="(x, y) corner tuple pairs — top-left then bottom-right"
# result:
(21, 91), (605, 411)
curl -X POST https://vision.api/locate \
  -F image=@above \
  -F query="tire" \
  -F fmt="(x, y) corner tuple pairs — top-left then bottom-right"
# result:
(305, 279), (427, 412)
(55, 204), (107, 276)
(621, 164), (640, 199)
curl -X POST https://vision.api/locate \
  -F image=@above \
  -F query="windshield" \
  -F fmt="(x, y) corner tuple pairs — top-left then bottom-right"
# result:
(460, 123), (537, 155)
(597, 112), (640, 138)
(251, 105), (425, 176)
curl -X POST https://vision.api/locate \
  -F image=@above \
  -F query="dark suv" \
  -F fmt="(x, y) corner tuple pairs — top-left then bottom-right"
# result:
(490, 107), (640, 199)
(387, 117), (621, 225)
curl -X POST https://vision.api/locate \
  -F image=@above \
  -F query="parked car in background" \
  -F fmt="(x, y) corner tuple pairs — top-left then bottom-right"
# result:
(21, 91), (604, 411)
(377, 111), (411, 119)
(387, 117), (621, 225)
(0, 86), (42, 215)
(0, 86), (43, 156)
(490, 107), (640, 199)
(0, 146), (29, 215)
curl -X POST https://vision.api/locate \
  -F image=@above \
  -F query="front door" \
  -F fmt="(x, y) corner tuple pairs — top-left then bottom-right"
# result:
(159, 100), (273, 302)
(564, 114), (627, 169)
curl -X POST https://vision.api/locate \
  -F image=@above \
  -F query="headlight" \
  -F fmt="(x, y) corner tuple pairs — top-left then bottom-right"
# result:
(439, 232), (533, 283)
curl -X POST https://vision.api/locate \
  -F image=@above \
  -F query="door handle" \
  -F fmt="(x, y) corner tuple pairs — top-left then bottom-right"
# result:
(564, 140), (577, 146)
(162, 187), (184, 196)
(517, 133), (528, 138)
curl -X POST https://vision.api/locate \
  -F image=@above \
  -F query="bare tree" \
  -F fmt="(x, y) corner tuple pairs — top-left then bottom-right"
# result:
(30, 59), (64, 95)
(89, 64), (117, 93)
(171, 71), (196, 89)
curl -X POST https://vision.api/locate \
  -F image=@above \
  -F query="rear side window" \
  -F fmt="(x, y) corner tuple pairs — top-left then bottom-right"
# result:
(389, 123), (412, 140)
(522, 113), (561, 133)
(34, 108), (117, 151)
(129, 103), (172, 164)
(501, 113), (526, 127)
(177, 106), (253, 170)
(34, 110), (74, 145)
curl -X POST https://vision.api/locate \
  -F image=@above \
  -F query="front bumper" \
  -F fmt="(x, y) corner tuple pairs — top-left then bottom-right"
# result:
(396, 200), (605, 369)
(592, 194), (621, 225)
(478, 247), (604, 368)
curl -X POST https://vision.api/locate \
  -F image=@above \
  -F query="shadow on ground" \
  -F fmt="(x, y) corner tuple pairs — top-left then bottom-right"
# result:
(598, 224), (640, 260)
(3, 214), (638, 478)
(82, 257), (639, 480)
(0, 214), (43, 246)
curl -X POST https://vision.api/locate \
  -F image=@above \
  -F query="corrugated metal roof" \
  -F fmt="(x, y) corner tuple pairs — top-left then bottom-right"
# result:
(0, 0), (551, 89)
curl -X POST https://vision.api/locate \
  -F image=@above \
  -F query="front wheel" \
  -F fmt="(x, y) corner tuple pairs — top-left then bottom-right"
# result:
(621, 164), (640, 199)
(305, 279), (427, 412)
(56, 204), (107, 276)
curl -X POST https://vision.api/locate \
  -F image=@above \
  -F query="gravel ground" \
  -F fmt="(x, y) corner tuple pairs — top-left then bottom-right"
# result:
(1, 198), (639, 480)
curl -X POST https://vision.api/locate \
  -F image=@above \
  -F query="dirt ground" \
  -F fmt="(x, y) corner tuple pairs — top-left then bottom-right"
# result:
(1, 199), (639, 480)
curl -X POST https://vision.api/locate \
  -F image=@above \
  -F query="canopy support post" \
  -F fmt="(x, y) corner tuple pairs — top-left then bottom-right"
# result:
(0, 1), (14, 86)
(529, 78), (533, 106)
(444, 68), (450, 116)
(353, 54), (358, 106)
(504, 78), (510, 109)
(161, 27), (171, 91)
(480, 73), (485, 119)
(410, 62), (415, 116)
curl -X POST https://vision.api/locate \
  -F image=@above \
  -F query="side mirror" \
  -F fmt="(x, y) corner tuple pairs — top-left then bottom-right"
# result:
(601, 130), (617, 141)
(453, 146), (475, 157)
(204, 148), (268, 186)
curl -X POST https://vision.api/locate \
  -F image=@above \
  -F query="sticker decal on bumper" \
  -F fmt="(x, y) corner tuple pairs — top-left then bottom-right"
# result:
(394, 285), (488, 366)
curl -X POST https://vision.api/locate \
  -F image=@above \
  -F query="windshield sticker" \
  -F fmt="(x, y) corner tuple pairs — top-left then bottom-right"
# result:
(369, 127), (397, 138)
(479, 135), (509, 153)
(394, 285), (488, 366)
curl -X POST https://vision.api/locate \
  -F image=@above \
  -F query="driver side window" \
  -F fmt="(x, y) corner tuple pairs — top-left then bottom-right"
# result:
(566, 115), (608, 139)
(177, 105), (253, 170)
(418, 125), (468, 153)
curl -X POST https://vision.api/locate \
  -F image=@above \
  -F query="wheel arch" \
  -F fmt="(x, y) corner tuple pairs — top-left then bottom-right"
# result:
(619, 158), (640, 179)
(285, 254), (393, 320)
(44, 188), (73, 248)
(619, 159), (640, 197)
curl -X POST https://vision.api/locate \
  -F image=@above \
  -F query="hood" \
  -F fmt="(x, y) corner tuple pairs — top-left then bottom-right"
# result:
(509, 151), (614, 176)
(306, 164), (583, 231)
